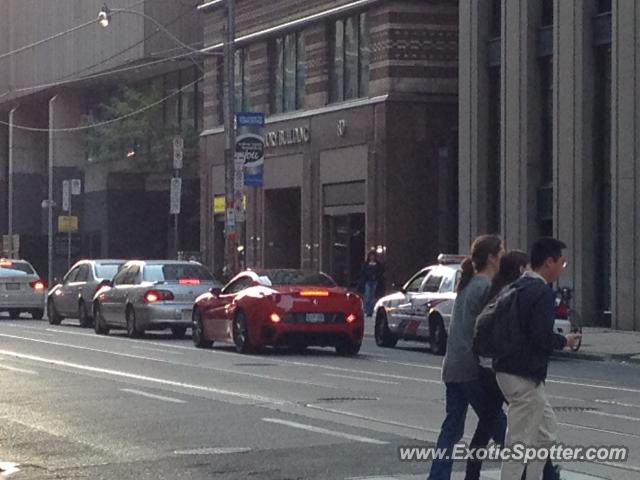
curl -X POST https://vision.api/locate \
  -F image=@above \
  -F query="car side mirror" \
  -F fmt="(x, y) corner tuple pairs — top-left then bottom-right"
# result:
(210, 287), (222, 297)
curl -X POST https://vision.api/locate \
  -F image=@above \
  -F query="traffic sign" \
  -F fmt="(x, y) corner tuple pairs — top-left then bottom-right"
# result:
(62, 180), (70, 212)
(173, 135), (184, 169)
(170, 177), (182, 214)
(71, 179), (82, 195)
(58, 215), (78, 233)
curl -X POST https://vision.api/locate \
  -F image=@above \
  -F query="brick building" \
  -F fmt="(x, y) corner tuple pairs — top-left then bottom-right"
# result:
(199, 0), (459, 289)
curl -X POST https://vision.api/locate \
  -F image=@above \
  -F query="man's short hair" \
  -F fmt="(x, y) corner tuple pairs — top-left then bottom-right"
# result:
(530, 237), (567, 269)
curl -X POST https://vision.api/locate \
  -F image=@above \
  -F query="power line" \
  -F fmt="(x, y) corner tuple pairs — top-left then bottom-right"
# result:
(0, 73), (209, 133)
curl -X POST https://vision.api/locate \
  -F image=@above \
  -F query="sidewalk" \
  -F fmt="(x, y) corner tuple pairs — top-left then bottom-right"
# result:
(363, 316), (640, 365)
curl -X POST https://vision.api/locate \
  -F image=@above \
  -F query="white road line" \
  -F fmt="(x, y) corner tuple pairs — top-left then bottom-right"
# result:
(0, 364), (38, 375)
(546, 378), (640, 394)
(559, 422), (640, 439)
(0, 462), (20, 477)
(130, 345), (184, 355)
(121, 388), (186, 404)
(370, 358), (442, 370)
(548, 394), (586, 402)
(262, 418), (388, 445)
(174, 447), (251, 455)
(585, 410), (640, 422)
(323, 373), (399, 385)
(0, 348), (288, 406)
(595, 398), (640, 409)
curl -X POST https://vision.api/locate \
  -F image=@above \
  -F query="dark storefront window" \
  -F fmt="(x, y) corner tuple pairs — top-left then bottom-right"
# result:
(597, 0), (612, 13)
(490, 0), (501, 38)
(594, 47), (612, 325)
(537, 55), (553, 236)
(330, 12), (370, 103)
(541, 0), (553, 27)
(234, 48), (250, 112)
(270, 31), (305, 114)
(487, 67), (501, 234)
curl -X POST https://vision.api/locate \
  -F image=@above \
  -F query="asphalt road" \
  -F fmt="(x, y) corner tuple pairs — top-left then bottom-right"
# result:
(1, 317), (640, 480)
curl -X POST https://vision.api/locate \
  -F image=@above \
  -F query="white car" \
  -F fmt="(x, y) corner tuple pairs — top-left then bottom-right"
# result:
(373, 254), (463, 355)
(0, 259), (47, 319)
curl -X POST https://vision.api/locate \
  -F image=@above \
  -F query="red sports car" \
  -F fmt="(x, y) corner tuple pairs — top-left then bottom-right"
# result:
(191, 269), (364, 355)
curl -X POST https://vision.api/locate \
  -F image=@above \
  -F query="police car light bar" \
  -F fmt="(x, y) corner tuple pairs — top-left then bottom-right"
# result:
(437, 254), (466, 264)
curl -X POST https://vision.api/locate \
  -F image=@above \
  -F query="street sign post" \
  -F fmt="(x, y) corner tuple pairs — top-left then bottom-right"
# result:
(71, 179), (82, 195)
(62, 180), (70, 212)
(170, 177), (182, 215)
(173, 135), (184, 170)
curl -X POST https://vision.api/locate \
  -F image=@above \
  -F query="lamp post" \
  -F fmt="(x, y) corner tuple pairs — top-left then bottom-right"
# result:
(47, 95), (58, 287)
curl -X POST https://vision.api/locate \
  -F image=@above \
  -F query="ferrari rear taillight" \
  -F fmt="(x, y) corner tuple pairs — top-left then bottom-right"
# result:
(299, 290), (330, 297)
(29, 279), (47, 291)
(144, 290), (174, 303)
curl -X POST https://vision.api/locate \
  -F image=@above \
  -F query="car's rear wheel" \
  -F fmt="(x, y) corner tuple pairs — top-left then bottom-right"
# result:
(126, 306), (144, 339)
(192, 309), (213, 349)
(93, 303), (109, 335)
(429, 314), (447, 356)
(171, 326), (187, 339)
(31, 309), (44, 320)
(335, 340), (361, 356)
(9, 309), (21, 319)
(78, 300), (92, 328)
(374, 310), (397, 348)
(47, 299), (63, 325)
(233, 311), (254, 354)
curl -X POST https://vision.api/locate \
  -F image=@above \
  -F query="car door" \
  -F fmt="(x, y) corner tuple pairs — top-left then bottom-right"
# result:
(391, 269), (430, 331)
(207, 276), (254, 340)
(56, 266), (80, 316)
(115, 265), (141, 326)
(411, 271), (445, 339)
(69, 265), (90, 316)
(101, 266), (131, 324)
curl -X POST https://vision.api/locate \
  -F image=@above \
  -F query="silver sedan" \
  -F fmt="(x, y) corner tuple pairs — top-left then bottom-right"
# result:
(0, 259), (47, 319)
(92, 260), (222, 338)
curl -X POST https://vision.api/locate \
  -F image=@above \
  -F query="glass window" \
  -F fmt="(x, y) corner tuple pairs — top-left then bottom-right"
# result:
(216, 57), (225, 125)
(143, 263), (214, 282)
(405, 271), (428, 293)
(95, 263), (124, 280)
(264, 270), (336, 286)
(490, 0), (501, 38)
(439, 270), (459, 293)
(330, 13), (369, 103)
(75, 265), (90, 283)
(64, 267), (80, 283)
(597, 0), (611, 13)
(422, 275), (444, 293)
(224, 276), (254, 294)
(112, 266), (131, 286)
(124, 266), (140, 285)
(0, 261), (35, 276)
(271, 32), (305, 113)
(541, 0), (553, 26)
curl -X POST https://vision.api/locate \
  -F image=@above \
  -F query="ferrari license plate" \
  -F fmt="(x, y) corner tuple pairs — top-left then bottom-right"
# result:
(305, 313), (325, 324)
(5, 283), (20, 290)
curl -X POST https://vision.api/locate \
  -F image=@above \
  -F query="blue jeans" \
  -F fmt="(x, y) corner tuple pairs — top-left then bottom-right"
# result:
(427, 369), (507, 480)
(364, 280), (377, 315)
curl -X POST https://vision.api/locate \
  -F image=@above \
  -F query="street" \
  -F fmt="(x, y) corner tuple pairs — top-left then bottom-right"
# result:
(1, 318), (640, 480)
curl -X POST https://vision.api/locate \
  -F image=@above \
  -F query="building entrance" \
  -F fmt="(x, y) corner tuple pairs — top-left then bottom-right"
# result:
(264, 188), (301, 268)
(323, 213), (365, 289)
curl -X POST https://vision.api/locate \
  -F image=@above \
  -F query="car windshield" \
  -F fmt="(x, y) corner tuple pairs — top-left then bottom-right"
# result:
(143, 263), (214, 282)
(0, 261), (35, 276)
(95, 263), (123, 279)
(263, 270), (336, 286)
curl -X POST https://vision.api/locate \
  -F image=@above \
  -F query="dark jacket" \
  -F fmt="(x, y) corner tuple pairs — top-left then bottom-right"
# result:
(358, 262), (385, 296)
(493, 274), (566, 383)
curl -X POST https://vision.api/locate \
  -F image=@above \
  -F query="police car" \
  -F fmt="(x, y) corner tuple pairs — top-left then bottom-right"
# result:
(373, 254), (463, 355)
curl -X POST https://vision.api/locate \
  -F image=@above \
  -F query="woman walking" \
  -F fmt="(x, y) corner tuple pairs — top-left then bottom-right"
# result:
(427, 234), (506, 480)
(359, 249), (385, 316)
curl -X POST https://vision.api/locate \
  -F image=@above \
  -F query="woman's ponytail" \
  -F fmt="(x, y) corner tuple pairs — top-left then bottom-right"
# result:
(456, 258), (474, 292)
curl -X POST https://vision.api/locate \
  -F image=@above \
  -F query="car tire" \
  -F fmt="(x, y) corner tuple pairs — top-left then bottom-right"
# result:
(9, 309), (21, 319)
(232, 311), (254, 354)
(374, 310), (398, 348)
(171, 326), (187, 339)
(47, 300), (63, 325)
(335, 341), (361, 356)
(78, 301), (92, 328)
(31, 309), (44, 320)
(192, 309), (213, 349)
(126, 306), (144, 339)
(93, 303), (109, 335)
(429, 315), (447, 356)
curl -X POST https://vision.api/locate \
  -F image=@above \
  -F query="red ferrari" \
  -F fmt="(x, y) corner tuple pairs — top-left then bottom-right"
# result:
(191, 269), (364, 355)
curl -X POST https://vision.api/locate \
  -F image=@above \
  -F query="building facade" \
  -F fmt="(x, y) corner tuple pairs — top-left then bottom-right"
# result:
(459, 0), (640, 331)
(0, 0), (203, 280)
(199, 0), (459, 289)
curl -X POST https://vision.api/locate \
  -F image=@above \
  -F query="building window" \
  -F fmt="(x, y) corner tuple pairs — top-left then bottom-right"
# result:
(330, 12), (369, 103)
(490, 0), (501, 38)
(597, 0), (612, 13)
(487, 67), (501, 234)
(541, 0), (553, 27)
(270, 31), (305, 114)
(216, 57), (224, 125)
(538, 55), (553, 236)
(234, 48), (250, 112)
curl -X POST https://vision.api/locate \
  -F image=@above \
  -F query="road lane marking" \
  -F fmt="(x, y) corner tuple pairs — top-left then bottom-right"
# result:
(595, 398), (640, 409)
(130, 345), (184, 355)
(559, 422), (640, 439)
(585, 410), (640, 422)
(0, 348), (288, 406)
(0, 364), (38, 375)
(174, 447), (251, 455)
(548, 394), (586, 402)
(322, 373), (399, 385)
(369, 358), (442, 370)
(546, 378), (640, 394)
(262, 418), (388, 445)
(121, 388), (186, 404)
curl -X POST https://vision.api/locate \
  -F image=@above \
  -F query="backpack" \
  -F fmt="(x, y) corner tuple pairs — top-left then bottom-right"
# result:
(473, 284), (525, 358)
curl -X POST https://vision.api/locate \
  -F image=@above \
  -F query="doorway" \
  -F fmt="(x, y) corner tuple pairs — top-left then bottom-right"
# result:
(323, 213), (365, 288)
(264, 188), (301, 268)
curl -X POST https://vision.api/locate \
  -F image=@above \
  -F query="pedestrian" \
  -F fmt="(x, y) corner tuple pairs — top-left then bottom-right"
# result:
(484, 250), (562, 480)
(358, 249), (385, 316)
(427, 234), (506, 480)
(494, 238), (581, 480)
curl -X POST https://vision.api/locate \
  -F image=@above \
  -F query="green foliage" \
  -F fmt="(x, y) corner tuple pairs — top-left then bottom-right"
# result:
(84, 84), (198, 171)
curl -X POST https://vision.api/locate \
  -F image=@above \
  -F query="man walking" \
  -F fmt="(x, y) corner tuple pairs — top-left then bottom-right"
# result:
(494, 238), (581, 480)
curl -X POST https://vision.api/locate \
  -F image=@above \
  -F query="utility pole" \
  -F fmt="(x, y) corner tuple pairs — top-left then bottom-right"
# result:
(223, 0), (237, 277)
(47, 95), (57, 287)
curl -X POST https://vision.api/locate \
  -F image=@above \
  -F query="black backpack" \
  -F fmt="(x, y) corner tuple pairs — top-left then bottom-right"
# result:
(473, 284), (525, 358)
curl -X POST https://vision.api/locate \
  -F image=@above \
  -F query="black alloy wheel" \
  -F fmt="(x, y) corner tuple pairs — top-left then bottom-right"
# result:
(47, 299), (63, 325)
(78, 300), (92, 328)
(374, 310), (398, 348)
(192, 309), (213, 349)
(31, 309), (44, 320)
(429, 315), (447, 356)
(335, 341), (361, 356)
(93, 303), (109, 335)
(232, 311), (253, 354)
(126, 306), (143, 338)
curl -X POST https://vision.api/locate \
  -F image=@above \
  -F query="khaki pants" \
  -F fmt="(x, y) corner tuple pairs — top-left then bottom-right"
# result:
(496, 372), (558, 480)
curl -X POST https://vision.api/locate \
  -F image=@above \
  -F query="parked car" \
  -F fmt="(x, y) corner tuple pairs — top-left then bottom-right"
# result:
(92, 260), (222, 338)
(47, 259), (126, 327)
(0, 258), (47, 319)
(191, 269), (364, 355)
(373, 254), (463, 355)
